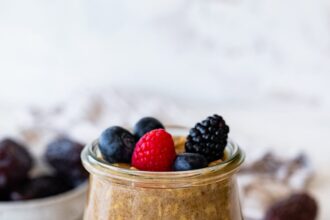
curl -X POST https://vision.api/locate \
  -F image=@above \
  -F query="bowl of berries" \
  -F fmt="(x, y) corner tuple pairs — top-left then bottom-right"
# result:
(0, 137), (88, 220)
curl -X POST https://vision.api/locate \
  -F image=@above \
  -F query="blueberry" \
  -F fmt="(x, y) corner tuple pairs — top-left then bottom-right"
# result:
(133, 117), (164, 140)
(0, 138), (34, 190)
(44, 137), (88, 187)
(99, 126), (136, 163)
(173, 153), (208, 171)
(10, 175), (72, 201)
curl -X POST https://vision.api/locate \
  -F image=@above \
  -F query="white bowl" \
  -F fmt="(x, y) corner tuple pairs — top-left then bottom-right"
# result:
(0, 182), (87, 220)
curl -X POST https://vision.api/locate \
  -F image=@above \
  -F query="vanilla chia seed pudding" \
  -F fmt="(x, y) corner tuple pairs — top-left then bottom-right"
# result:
(82, 116), (245, 220)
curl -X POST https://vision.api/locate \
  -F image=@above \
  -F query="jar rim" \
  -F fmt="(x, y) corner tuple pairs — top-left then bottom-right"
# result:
(81, 126), (245, 186)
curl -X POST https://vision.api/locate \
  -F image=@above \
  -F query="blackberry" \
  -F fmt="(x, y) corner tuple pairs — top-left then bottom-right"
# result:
(185, 114), (229, 162)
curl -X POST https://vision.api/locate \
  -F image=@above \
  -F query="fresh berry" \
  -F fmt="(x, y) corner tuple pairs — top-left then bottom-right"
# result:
(99, 126), (136, 163)
(132, 129), (176, 171)
(173, 153), (208, 171)
(133, 117), (164, 140)
(10, 175), (72, 201)
(185, 114), (229, 162)
(44, 137), (88, 186)
(0, 138), (34, 189)
(265, 193), (318, 220)
(0, 189), (10, 201)
(63, 167), (88, 187)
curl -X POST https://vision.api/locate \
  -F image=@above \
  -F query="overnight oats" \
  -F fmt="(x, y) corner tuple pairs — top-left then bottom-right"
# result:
(81, 115), (245, 220)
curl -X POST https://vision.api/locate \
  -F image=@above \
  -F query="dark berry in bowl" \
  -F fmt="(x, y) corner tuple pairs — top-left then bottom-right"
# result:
(0, 189), (10, 201)
(9, 175), (72, 201)
(185, 114), (229, 162)
(265, 193), (318, 220)
(133, 117), (164, 140)
(0, 138), (34, 190)
(173, 153), (208, 171)
(99, 126), (136, 163)
(44, 137), (88, 186)
(62, 167), (88, 187)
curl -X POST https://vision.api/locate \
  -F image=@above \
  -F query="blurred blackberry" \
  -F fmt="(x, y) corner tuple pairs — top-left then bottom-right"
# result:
(44, 137), (88, 187)
(0, 138), (34, 190)
(10, 175), (72, 201)
(0, 189), (10, 201)
(185, 114), (229, 162)
(265, 193), (318, 220)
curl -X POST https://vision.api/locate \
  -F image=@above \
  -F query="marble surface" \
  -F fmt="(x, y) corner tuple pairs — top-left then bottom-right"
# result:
(1, 0), (330, 107)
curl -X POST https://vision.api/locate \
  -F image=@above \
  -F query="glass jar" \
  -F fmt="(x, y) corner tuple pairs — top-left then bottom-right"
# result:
(81, 127), (245, 220)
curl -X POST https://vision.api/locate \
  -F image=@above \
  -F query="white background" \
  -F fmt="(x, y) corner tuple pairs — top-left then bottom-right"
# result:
(1, 0), (330, 107)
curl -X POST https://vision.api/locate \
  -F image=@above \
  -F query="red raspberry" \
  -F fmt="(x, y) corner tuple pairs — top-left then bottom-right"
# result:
(132, 129), (176, 171)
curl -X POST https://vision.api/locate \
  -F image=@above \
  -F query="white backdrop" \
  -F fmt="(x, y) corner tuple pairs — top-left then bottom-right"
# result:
(0, 0), (330, 107)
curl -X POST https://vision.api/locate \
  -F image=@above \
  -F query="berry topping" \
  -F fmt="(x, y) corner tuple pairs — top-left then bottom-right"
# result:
(185, 114), (229, 162)
(132, 129), (176, 171)
(265, 193), (318, 220)
(0, 139), (33, 189)
(173, 153), (208, 171)
(133, 117), (165, 140)
(99, 126), (136, 163)
(10, 175), (72, 201)
(45, 137), (88, 186)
